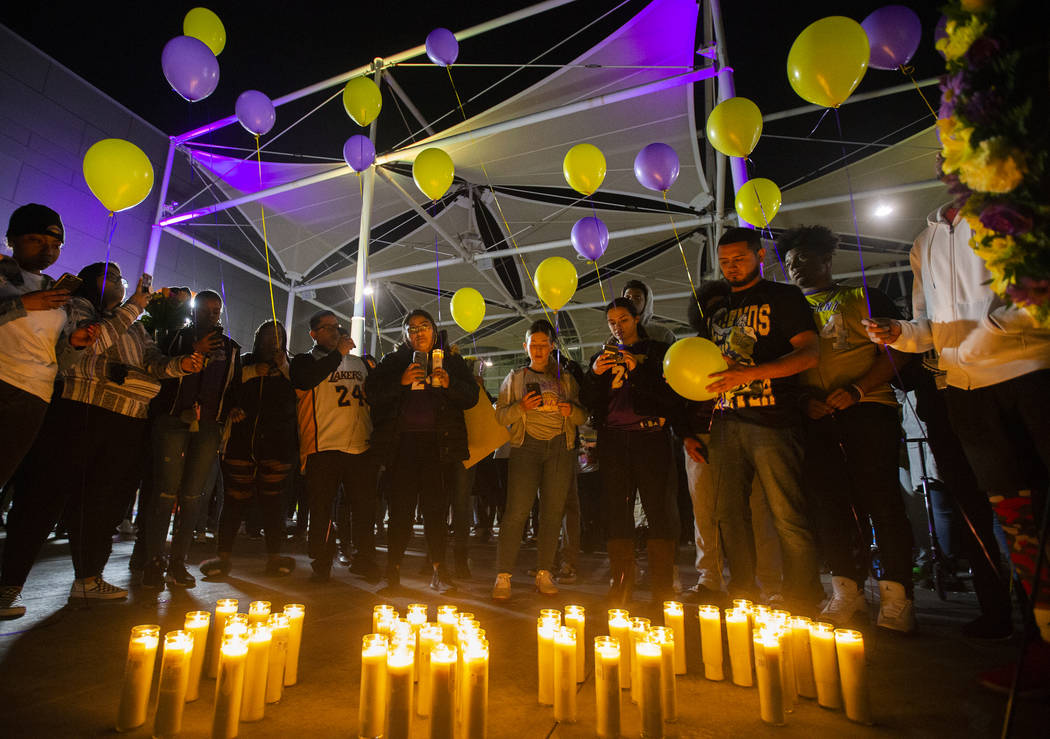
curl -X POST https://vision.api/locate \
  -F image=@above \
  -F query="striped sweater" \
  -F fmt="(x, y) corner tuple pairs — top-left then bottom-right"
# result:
(61, 298), (188, 418)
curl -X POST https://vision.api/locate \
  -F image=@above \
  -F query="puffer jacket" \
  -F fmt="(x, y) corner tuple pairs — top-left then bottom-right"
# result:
(891, 204), (1050, 389)
(495, 359), (588, 450)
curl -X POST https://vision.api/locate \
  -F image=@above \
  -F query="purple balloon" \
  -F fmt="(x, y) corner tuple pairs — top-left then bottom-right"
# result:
(235, 90), (276, 136)
(633, 143), (680, 192)
(862, 5), (923, 70)
(342, 135), (376, 172)
(426, 28), (459, 67)
(161, 36), (219, 102)
(571, 216), (609, 261)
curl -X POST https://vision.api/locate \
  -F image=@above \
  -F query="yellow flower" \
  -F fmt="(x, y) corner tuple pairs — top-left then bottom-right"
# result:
(938, 118), (974, 174)
(958, 138), (1026, 194)
(941, 17), (988, 61)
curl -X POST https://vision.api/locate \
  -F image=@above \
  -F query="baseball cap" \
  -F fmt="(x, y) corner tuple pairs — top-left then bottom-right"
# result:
(6, 203), (64, 242)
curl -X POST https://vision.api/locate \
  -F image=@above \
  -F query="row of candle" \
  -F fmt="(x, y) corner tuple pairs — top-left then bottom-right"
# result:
(361, 604), (490, 739)
(601, 609), (679, 738)
(114, 599), (305, 736)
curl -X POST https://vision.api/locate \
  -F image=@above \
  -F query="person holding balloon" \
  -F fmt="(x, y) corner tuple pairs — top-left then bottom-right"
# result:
(490, 319), (588, 600)
(365, 309), (479, 594)
(583, 297), (684, 607)
(701, 227), (823, 612)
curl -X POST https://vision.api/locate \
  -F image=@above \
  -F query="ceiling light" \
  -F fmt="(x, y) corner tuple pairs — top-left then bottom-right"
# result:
(874, 203), (894, 218)
(363, 284), (375, 296)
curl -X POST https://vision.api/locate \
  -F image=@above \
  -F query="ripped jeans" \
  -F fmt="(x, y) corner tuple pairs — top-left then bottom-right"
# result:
(144, 413), (223, 563)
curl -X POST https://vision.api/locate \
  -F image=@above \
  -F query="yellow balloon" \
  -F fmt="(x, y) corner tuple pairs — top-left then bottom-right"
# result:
(533, 256), (577, 310)
(663, 337), (728, 401)
(183, 7), (226, 56)
(82, 139), (155, 213)
(412, 148), (455, 201)
(787, 16), (870, 108)
(342, 76), (382, 127)
(734, 178), (782, 228)
(562, 143), (606, 196)
(706, 97), (763, 158)
(451, 287), (486, 333)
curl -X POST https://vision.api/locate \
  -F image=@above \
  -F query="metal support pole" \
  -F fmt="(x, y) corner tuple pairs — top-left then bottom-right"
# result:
(350, 61), (383, 355)
(284, 277), (297, 332)
(144, 138), (176, 276)
(708, 0), (748, 228)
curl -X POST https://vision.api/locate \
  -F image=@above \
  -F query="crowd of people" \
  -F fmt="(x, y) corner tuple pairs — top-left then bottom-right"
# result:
(0, 200), (1048, 694)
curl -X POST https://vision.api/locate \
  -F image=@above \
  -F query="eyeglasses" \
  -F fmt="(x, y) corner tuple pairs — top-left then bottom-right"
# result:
(406, 325), (433, 335)
(316, 324), (342, 332)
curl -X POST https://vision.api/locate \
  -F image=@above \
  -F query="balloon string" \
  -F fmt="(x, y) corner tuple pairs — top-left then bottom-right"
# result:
(99, 212), (117, 301)
(370, 287), (383, 351)
(661, 191), (704, 319)
(446, 66), (555, 323)
(431, 200), (442, 321)
(553, 309), (561, 379)
(899, 64), (939, 122)
(831, 109), (873, 317)
(807, 107), (833, 138)
(593, 259), (607, 303)
(254, 134), (281, 346)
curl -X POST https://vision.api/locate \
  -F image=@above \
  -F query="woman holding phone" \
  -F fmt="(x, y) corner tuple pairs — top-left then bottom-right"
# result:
(491, 319), (588, 599)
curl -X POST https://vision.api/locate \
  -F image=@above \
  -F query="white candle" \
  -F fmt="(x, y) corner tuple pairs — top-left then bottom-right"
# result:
(777, 626), (797, 712)
(629, 617), (651, 705)
(537, 617), (557, 706)
(725, 608), (753, 687)
(153, 630), (192, 739)
(266, 614), (290, 704)
(417, 624), (444, 718)
(662, 601), (686, 675)
(698, 605), (724, 681)
(429, 643), (457, 739)
(564, 605), (586, 683)
(461, 638), (489, 739)
(240, 623), (271, 722)
(753, 629), (785, 726)
(437, 605), (459, 645)
(553, 627), (577, 722)
(373, 604), (398, 634)
(115, 624), (159, 732)
(636, 639), (664, 738)
(209, 599), (239, 680)
(809, 622), (842, 709)
(752, 605), (772, 630)
(386, 641), (414, 739)
(732, 599), (753, 612)
(283, 604), (305, 687)
(835, 629), (871, 724)
(540, 608), (562, 626)
(407, 604), (428, 684)
(211, 632), (249, 739)
(649, 627), (677, 724)
(248, 600), (271, 625)
(183, 611), (210, 703)
(607, 609), (632, 692)
(360, 634), (388, 739)
(790, 617), (816, 699)
(594, 637), (621, 739)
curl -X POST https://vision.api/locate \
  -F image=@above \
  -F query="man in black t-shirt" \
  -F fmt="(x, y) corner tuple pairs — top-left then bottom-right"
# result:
(700, 227), (823, 610)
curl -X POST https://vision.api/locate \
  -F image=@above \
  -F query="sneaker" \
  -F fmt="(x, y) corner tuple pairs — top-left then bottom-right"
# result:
(492, 573), (512, 601)
(876, 580), (916, 634)
(555, 564), (578, 585)
(430, 565), (456, 594)
(536, 569), (559, 596)
(200, 557), (232, 579)
(118, 519), (137, 536)
(979, 640), (1050, 698)
(819, 576), (866, 626)
(141, 556), (166, 589)
(265, 556), (296, 577)
(0, 586), (26, 619)
(165, 559), (197, 588)
(70, 576), (127, 600)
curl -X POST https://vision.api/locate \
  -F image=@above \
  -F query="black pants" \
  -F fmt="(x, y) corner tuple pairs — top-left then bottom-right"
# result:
(217, 458), (292, 555)
(598, 428), (678, 540)
(0, 379), (49, 488)
(804, 402), (914, 587)
(387, 433), (456, 567)
(304, 450), (377, 567)
(2, 399), (146, 584)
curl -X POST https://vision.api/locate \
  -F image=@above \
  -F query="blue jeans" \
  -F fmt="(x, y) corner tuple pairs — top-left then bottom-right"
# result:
(705, 415), (821, 603)
(146, 413), (223, 562)
(497, 434), (574, 573)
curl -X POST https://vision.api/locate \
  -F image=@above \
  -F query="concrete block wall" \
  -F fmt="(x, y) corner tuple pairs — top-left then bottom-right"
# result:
(0, 23), (288, 351)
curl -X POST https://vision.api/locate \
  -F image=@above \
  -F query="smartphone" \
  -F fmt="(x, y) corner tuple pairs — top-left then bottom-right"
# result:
(602, 343), (622, 360)
(139, 273), (152, 292)
(53, 273), (83, 293)
(525, 382), (541, 398)
(412, 351), (428, 373)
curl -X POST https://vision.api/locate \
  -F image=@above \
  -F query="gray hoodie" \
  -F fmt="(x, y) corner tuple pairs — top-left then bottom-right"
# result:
(612, 280), (677, 345)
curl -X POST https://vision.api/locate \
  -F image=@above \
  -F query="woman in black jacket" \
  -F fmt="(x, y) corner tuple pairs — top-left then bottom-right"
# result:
(200, 321), (297, 578)
(365, 309), (479, 592)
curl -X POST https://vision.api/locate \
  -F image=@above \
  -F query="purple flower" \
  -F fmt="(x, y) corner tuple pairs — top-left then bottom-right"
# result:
(962, 90), (1002, 127)
(965, 37), (1001, 66)
(979, 203), (1034, 235)
(938, 72), (964, 118)
(1006, 277), (1050, 307)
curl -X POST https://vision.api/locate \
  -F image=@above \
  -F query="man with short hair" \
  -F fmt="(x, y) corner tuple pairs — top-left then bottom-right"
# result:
(781, 224), (916, 632)
(619, 279), (677, 345)
(701, 227), (823, 610)
(290, 310), (378, 583)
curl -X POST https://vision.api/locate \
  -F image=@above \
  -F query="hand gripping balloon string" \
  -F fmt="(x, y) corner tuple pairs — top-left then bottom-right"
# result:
(899, 64), (939, 122)
(446, 67), (555, 323)
(255, 135), (281, 346)
(661, 191), (704, 319)
(99, 212), (118, 301)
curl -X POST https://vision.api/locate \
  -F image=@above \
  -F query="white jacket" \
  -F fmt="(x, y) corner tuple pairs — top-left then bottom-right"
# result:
(891, 204), (1050, 389)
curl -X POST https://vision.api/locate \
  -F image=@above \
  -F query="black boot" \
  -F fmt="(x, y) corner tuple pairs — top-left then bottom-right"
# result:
(606, 539), (635, 606)
(142, 555), (166, 589)
(430, 564), (456, 594)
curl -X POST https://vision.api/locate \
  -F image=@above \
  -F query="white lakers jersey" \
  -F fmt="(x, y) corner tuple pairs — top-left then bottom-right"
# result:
(296, 350), (372, 470)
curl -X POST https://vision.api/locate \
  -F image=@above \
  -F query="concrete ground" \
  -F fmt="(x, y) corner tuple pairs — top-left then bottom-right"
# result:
(0, 529), (1045, 738)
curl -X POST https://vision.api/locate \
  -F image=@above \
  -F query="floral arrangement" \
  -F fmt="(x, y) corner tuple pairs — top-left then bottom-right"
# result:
(140, 287), (193, 339)
(936, 0), (1050, 323)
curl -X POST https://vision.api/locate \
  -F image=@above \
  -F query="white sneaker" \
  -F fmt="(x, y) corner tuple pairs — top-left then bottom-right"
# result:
(492, 572), (512, 601)
(877, 580), (916, 634)
(819, 576), (866, 626)
(117, 519), (137, 536)
(536, 569), (559, 596)
(0, 585), (26, 618)
(70, 576), (128, 601)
